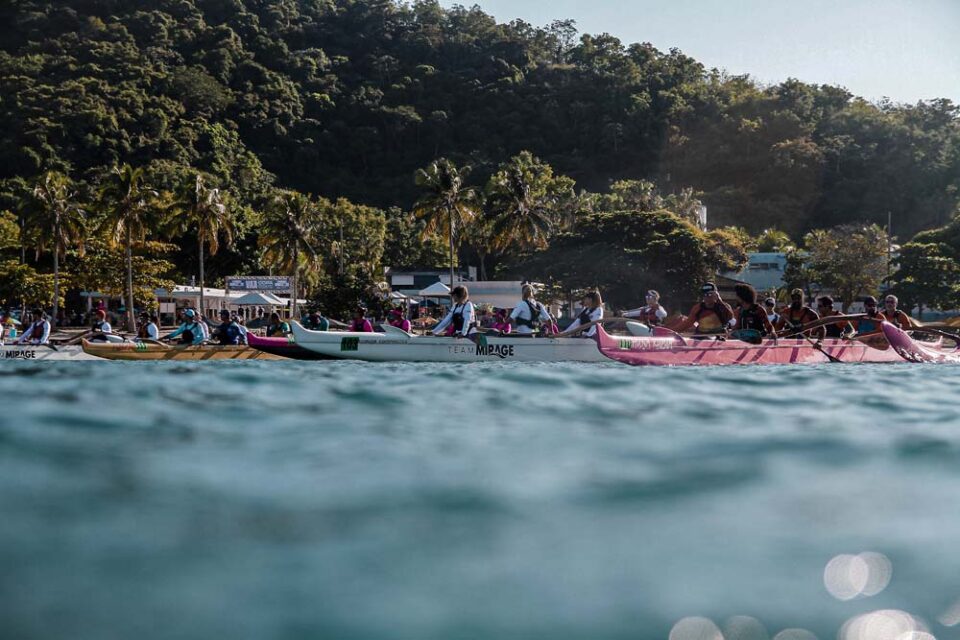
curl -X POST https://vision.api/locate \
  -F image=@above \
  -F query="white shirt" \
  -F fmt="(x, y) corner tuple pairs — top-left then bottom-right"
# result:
(17, 320), (50, 345)
(509, 299), (552, 335)
(566, 306), (603, 337)
(95, 321), (112, 334)
(433, 301), (476, 336)
(144, 322), (159, 340)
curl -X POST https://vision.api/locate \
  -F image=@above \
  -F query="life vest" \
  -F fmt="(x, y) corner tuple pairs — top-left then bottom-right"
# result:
(824, 322), (848, 338)
(881, 309), (908, 329)
(782, 306), (817, 330)
(350, 319), (369, 332)
(636, 306), (663, 326)
(516, 300), (544, 331)
(93, 321), (109, 332)
(266, 323), (287, 337)
(137, 324), (150, 339)
(858, 315), (882, 335)
(27, 321), (46, 341)
(179, 322), (199, 344)
(738, 305), (768, 335)
(578, 307), (594, 325)
(218, 322), (242, 345)
(451, 303), (475, 334)
(693, 303), (731, 333)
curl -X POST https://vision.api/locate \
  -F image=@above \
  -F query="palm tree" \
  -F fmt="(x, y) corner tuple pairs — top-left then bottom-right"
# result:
(26, 171), (86, 328)
(413, 159), (478, 287)
(169, 174), (235, 317)
(259, 190), (322, 319)
(485, 165), (557, 253)
(98, 164), (160, 331)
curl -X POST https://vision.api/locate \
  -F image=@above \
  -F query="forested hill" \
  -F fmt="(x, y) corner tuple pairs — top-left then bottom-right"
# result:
(1, 0), (958, 237)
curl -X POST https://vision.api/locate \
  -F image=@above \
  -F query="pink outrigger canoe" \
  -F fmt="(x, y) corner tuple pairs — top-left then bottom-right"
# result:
(595, 322), (960, 366)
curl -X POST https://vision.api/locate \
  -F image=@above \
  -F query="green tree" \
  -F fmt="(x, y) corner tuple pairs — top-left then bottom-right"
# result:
(755, 228), (794, 252)
(168, 174), (235, 316)
(892, 242), (960, 316)
(413, 159), (479, 287)
(0, 211), (19, 253)
(0, 260), (58, 309)
(70, 240), (176, 312)
(24, 171), (86, 327)
(804, 224), (889, 310)
(97, 164), (162, 330)
(259, 190), (322, 319)
(484, 151), (575, 253)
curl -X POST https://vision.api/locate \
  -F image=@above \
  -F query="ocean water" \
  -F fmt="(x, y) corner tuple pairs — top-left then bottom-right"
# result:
(2, 360), (960, 640)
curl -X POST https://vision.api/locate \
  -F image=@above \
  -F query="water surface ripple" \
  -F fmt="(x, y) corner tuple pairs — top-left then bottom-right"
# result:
(2, 361), (960, 639)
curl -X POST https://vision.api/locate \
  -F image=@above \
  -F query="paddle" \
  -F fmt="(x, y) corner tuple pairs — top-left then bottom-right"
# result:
(778, 314), (867, 340)
(800, 333), (842, 363)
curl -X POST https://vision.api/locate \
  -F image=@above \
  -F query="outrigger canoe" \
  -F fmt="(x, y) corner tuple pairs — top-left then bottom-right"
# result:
(594, 322), (960, 366)
(1, 343), (102, 361)
(290, 322), (608, 362)
(81, 339), (283, 361)
(246, 333), (334, 360)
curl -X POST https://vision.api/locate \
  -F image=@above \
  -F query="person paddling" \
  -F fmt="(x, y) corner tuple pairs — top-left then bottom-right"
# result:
(166, 308), (205, 345)
(880, 294), (913, 329)
(852, 296), (885, 336)
(816, 296), (854, 338)
(265, 312), (291, 337)
(509, 284), (552, 336)
(433, 286), (477, 338)
(304, 309), (330, 331)
(350, 307), (374, 333)
(92, 309), (112, 335)
(763, 297), (780, 326)
(388, 308), (411, 332)
(774, 289), (821, 337)
(213, 310), (243, 345)
(564, 291), (604, 338)
(16, 309), (50, 345)
(137, 312), (160, 341)
(624, 290), (668, 326)
(675, 283), (734, 335)
(732, 284), (774, 341)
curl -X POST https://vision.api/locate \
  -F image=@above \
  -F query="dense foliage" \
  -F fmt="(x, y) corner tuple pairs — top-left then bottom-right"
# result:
(0, 0), (957, 317)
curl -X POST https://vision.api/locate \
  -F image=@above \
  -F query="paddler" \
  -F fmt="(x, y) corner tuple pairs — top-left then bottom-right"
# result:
(265, 312), (291, 337)
(165, 308), (205, 345)
(388, 308), (411, 332)
(774, 289), (821, 337)
(213, 309), (243, 345)
(564, 290), (604, 338)
(350, 307), (374, 333)
(624, 290), (668, 326)
(433, 286), (477, 338)
(137, 312), (160, 341)
(851, 296), (885, 335)
(16, 309), (50, 345)
(880, 294), (913, 329)
(732, 283), (774, 341)
(304, 309), (330, 331)
(674, 282), (734, 335)
(816, 296), (854, 338)
(92, 309), (112, 335)
(509, 284), (552, 336)
(763, 297), (780, 326)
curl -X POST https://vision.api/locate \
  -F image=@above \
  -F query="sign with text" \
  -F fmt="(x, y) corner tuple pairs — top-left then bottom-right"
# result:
(226, 276), (292, 293)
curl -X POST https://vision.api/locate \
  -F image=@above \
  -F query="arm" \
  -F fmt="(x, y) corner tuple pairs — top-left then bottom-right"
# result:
(899, 311), (914, 329)
(655, 306), (667, 320)
(166, 324), (185, 339)
(507, 305), (522, 328)
(39, 322), (50, 344)
(673, 305), (699, 333)
(147, 324), (159, 340)
(432, 309), (454, 335)
(762, 310), (775, 336)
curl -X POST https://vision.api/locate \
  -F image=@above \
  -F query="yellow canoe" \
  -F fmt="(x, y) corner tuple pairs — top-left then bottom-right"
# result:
(81, 339), (284, 361)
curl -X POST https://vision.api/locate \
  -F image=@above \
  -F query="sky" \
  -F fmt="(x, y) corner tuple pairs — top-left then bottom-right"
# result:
(438, 0), (960, 104)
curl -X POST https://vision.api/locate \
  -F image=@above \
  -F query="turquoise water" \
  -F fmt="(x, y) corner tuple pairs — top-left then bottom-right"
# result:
(3, 360), (960, 640)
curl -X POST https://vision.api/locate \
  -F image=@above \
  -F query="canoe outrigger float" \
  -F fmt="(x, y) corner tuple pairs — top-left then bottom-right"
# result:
(594, 321), (960, 366)
(81, 339), (283, 361)
(289, 322), (609, 362)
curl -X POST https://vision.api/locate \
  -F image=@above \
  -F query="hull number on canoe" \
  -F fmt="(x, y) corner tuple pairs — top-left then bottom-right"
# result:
(3, 350), (36, 359)
(340, 337), (360, 352)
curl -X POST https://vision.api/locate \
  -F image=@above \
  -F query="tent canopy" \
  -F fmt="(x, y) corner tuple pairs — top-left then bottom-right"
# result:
(418, 281), (451, 297)
(233, 291), (286, 306)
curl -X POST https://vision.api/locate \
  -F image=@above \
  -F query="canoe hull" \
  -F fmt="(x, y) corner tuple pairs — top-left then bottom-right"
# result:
(595, 324), (921, 366)
(247, 334), (334, 360)
(881, 323), (960, 363)
(81, 340), (283, 361)
(1, 344), (101, 361)
(290, 322), (607, 362)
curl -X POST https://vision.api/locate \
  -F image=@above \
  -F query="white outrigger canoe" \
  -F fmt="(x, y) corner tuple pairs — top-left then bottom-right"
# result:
(290, 322), (609, 362)
(0, 343), (102, 361)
